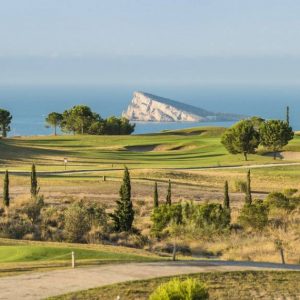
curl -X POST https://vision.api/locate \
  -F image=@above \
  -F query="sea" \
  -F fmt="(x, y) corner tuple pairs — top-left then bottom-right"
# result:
(1, 85), (300, 136)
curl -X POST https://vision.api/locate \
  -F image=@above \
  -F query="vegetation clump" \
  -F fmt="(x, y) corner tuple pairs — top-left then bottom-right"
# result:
(46, 105), (135, 135)
(149, 278), (209, 300)
(222, 118), (294, 160)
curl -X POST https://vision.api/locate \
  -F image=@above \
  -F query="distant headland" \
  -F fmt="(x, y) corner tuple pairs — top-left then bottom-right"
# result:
(122, 91), (245, 122)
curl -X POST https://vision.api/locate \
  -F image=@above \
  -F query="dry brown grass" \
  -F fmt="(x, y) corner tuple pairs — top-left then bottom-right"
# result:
(1, 167), (299, 265)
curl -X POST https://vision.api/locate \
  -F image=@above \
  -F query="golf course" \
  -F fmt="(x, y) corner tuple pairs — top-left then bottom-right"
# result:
(1, 125), (300, 299)
(2, 126), (300, 172)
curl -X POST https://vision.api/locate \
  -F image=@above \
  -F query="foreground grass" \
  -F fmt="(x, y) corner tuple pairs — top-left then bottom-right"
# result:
(49, 271), (300, 300)
(0, 238), (161, 276)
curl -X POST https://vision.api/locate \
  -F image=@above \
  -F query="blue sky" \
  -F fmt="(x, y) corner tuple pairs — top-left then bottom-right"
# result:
(1, 0), (300, 85)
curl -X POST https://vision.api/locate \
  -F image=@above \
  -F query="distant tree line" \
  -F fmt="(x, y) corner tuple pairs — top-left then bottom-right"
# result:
(46, 105), (135, 135)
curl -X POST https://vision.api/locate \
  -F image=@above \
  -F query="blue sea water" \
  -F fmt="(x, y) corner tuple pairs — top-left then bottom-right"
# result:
(0, 85), (299, 136)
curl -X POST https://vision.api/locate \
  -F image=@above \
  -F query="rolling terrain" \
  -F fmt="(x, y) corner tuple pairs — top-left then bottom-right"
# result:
(1, 126), (300, 172)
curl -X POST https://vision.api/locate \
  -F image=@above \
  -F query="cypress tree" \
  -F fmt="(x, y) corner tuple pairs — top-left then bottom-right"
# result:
(110, 167), (134, 231)
(154, 182), (159, 208)
(223, 180), (230, 209)
(286, 106), (290, 125)
(245, 169), (252, 205)
(3, 170), (10, 207)
(166, 179), (172, 205)
(30, 163), (39, 198)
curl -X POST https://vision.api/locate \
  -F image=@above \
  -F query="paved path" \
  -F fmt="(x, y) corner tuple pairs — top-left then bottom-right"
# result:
(2, 161), (300, 176)
(0, 260), (299, 300)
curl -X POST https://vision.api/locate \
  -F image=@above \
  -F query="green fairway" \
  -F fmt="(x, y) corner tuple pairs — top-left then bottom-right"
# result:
(1, 126), (299, 172)
(0, 245), (152, 263)
(0, 239), (160, 276)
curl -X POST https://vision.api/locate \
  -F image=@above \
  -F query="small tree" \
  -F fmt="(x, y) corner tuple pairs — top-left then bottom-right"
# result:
(166, 179), (172, 205)
(3, 170), (10, 207)
(259, 120), (294, 159)
(154, 182), (159, 208)
(30, 163), (39, 198)
(245, 169), (252, 205)
(223, 180), (230, 210)
(45, 112), (63, 136)
(110, 167), (134, 231)
(286, 106), (290, 125)
(221, 119), (260, 161)
(168, 221), (186, 261)
(0, 109), (12, 137)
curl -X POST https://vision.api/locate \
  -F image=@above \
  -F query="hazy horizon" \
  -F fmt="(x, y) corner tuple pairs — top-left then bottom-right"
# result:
(1, 0), (300, 87)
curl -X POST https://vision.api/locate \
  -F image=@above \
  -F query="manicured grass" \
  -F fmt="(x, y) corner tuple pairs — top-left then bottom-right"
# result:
(49, 271), (300, 299)
(1, 126), (298, 172)
(0, 245), (153, 263)
(0, 239), (161, 276)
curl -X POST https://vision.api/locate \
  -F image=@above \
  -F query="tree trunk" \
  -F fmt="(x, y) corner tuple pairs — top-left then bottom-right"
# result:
(2, 128), (7, 138)
(243, 152), (248, 161)
(172, 240), (177, 261)
(273, 152), (277, 160)
(54, 125), (57, 136)
(280, 248), (285, 264)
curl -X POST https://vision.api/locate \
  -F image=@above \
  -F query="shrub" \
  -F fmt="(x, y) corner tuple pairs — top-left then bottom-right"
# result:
(193, 203), (231, 233)
(149, 278), (209, 300)
(265, 192), (294, 211)
(151, 204), (183, 238)
(40, 206), (65, 241)
(22, 196), (44, 224)
(0, 214), (34, 239)
(86, 203), (108, 228)
(238, 200), (269, 230)
(64, 202), (90, 242)
(234, 180), (247, 193)
(283, 188), (298, 197)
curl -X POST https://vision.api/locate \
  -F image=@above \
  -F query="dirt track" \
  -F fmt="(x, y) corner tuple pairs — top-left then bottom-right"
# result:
(0, 260), (299, 300)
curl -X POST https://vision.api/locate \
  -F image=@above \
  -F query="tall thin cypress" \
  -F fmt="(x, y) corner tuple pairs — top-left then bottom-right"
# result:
(223, 180), (230, 209)
(286, 106), (290, 125)
(110, 167), (134, 231)
(3, 170), (10, 207)
(154, 182), (159, 208)
(245, 169), (252, 205)
(30, 163), (39, 198)
(166, 179), (172, 205)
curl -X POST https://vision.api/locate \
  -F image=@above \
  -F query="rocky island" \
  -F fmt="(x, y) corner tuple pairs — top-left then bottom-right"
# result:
(123, 91), (244, 122)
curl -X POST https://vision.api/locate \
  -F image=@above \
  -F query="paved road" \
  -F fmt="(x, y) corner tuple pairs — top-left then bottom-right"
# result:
(0, 260), (299, 300)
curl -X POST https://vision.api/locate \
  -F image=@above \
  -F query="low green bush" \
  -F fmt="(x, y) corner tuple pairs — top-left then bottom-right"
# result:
(149, 278), (209, 300)
(265, 192), (294, 211)
(238, 200), (269, 230)
(283, 188), (298, 197)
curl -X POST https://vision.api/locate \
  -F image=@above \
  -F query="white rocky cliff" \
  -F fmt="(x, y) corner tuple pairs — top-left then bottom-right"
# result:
(122, 92), (243, 122)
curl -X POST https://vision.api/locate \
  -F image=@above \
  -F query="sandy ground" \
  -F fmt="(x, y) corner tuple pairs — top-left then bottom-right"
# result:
(3, 180), (265, 210)
(0, 260), (299, 300)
